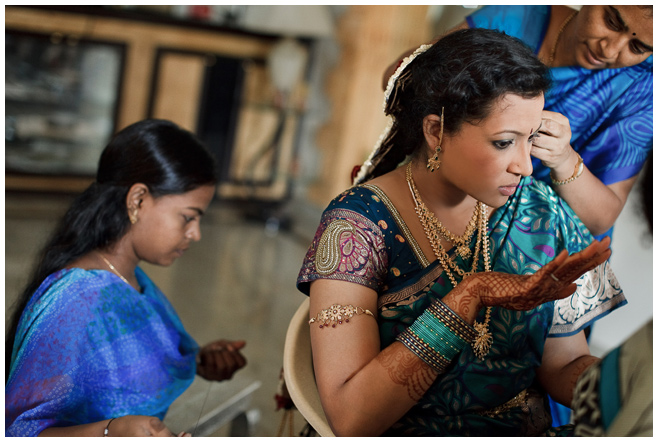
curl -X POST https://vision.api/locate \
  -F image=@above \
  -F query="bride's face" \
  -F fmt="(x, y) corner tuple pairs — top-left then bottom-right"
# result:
(439, 93), (544, 208)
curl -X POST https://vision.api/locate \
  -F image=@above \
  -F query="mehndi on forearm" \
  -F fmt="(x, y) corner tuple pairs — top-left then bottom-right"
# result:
(377, 344), (437, 402)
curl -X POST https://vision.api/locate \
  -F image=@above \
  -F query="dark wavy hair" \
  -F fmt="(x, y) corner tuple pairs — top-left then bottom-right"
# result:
(6, 119), (217, 381)
(360, 28), (551, 182)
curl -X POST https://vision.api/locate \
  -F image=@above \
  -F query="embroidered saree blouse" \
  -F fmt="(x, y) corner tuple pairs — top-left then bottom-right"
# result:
(6, 267), (198, 437)
(297, 176), (625, 436)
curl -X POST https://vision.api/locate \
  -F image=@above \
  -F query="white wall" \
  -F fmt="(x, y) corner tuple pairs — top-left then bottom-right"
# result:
(588, 171), (653, 357)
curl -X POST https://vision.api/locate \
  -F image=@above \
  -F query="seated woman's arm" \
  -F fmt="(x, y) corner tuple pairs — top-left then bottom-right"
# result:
(38, 415), (184, 437)
(310, 277), (486, 436)
(536, 332), (599, 407)
(309, 279), (439, 436)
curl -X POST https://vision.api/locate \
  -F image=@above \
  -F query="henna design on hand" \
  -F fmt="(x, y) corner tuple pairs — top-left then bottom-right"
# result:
(377, 345), (436, 402)
(450, 240), (611, 313)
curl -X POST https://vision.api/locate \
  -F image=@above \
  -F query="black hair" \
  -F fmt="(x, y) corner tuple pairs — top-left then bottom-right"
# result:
(361, 28), (551, 182)
(6, 119), (217, 381)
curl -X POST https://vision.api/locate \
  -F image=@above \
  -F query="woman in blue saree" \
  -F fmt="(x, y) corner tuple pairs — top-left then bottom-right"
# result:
(467, 5), (653, 240)
(466, 5), (652, 424)
(298, 29), (625, 436)
(5, 120), (247, 437)
(385, 6), (653, 240)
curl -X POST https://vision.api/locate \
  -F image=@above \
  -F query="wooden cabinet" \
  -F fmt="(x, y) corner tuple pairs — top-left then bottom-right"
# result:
(6, 6), (306, 202)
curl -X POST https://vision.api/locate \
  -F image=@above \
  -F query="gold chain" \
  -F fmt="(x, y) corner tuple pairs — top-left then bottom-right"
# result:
(406, 162), (493, 359)
(548, 10), (578, 67)
(98, 252), (131, 286)
(415, 194), (478, 260)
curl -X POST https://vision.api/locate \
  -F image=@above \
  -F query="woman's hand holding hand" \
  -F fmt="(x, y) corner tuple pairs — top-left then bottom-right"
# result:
(196, 339), (247, 381)
(531, 110), (578, 178)
(108, 415), (189, 437)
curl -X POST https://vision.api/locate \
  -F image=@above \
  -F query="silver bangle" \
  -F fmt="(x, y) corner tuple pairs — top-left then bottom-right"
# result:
(103, 417), (116, 437)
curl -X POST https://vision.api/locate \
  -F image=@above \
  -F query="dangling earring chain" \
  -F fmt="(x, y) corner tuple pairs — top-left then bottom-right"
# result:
(98, 252), (130, 286)
(426, 107), (444, 172)
(406, 162), (493, 359)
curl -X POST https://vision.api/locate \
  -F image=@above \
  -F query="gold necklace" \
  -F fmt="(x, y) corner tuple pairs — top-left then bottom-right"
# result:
(98, 252), (131, 286)
(415, 194), (479, 260)
(548, 10), (578, 67)
(406, 163), (483, 282)
(406, 163), (493, 359)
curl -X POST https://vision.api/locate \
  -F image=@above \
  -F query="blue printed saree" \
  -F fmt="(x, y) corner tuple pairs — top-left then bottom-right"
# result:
(467, 5), (653, 240)
(6, 267), (198, 437)
(297, 176), (625, 436)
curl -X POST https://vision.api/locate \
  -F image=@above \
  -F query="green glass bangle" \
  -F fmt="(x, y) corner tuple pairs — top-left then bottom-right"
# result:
(408, 308), (467, 360)
(428, 300), (477, 342)
(415, 316), (465, 356)
(397, 330), (451, 372)
(397, 299), (479, 373)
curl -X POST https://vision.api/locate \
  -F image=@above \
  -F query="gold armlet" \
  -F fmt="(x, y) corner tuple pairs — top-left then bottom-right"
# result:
(309, 304), (375, 329)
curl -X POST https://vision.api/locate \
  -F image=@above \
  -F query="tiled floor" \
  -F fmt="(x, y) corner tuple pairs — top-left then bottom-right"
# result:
(5, 192), (323, 437)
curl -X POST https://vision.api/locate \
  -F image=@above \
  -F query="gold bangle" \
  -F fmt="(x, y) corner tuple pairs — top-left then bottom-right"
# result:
(550, 153), (584, 185)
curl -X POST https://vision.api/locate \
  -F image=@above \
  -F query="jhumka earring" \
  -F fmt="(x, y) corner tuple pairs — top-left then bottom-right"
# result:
(426, 107), (445, 172)
(427, 144), (442, 172)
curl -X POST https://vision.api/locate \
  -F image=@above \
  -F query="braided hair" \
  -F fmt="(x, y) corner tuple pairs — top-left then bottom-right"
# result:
(355, 28), (551, 184)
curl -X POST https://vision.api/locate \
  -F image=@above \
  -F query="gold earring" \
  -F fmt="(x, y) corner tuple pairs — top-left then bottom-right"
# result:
(427, 144), (442, 172)
(426, 107), (445, 172)
(129, 209), (138, 225)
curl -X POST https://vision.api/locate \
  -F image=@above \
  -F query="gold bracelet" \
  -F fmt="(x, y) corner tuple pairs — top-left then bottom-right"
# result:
(309, 304), (374, 328)
(550, 153), (584, 185)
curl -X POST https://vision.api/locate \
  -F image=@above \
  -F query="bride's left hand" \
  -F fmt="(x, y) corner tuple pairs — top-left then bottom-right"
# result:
(476, 237), (611, 311)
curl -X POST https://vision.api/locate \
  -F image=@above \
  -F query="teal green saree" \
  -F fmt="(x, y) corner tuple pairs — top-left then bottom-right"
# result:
(298, 175), (625, 436)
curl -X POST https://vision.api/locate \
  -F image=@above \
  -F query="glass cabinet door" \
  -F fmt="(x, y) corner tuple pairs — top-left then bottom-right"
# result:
(5, 31), (125, 176)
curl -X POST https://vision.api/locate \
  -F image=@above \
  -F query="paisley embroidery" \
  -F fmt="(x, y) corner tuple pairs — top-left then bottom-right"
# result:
(316, 219), (356, 275)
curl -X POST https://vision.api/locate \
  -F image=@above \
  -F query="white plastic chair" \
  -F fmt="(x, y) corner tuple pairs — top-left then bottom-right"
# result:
(283, 298), (335, 437)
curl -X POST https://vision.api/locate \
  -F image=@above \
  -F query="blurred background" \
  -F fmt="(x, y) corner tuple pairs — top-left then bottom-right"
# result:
(5, 5), (652, 437)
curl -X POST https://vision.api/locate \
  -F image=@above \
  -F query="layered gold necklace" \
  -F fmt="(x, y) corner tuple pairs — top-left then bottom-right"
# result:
(406, 162), (493, 359)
